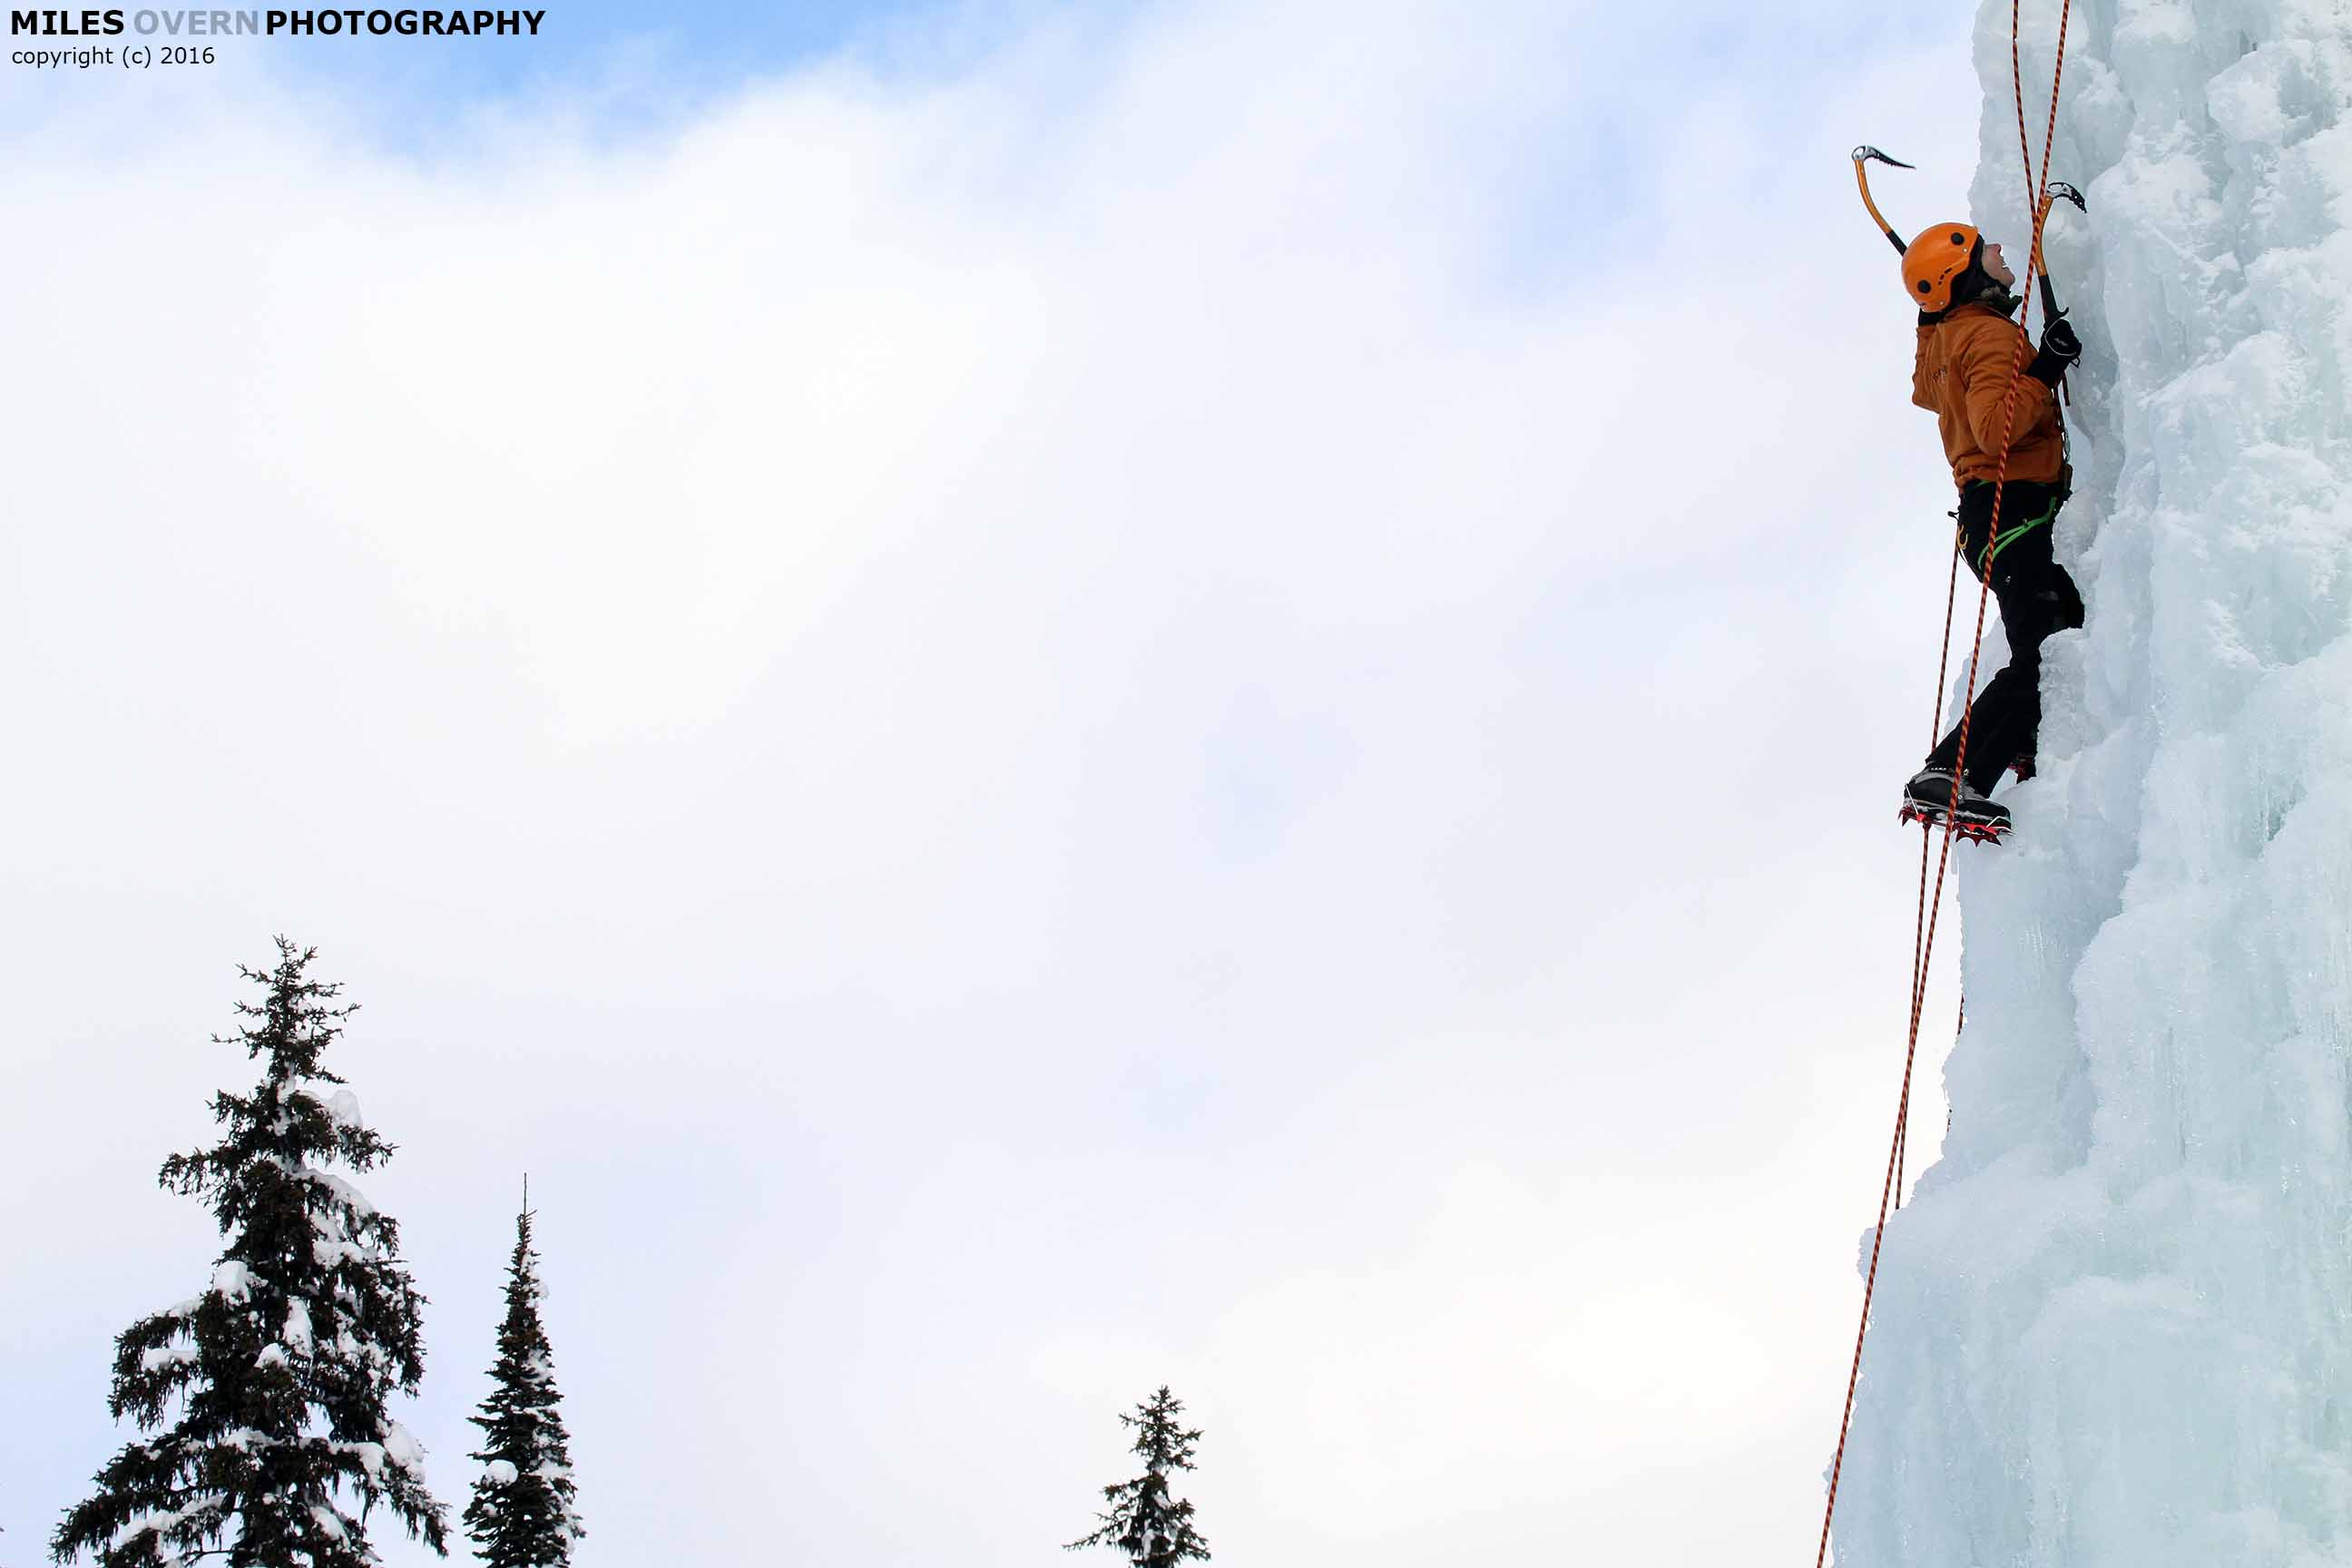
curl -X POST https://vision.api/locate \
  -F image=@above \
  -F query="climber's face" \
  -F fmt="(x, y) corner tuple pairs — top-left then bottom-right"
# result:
(1984, 241), (2017, 289)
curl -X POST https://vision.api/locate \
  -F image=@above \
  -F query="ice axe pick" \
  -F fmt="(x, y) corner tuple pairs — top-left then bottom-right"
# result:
(2033, 179), (2086, 318)
(1852, 145), (1915, 255)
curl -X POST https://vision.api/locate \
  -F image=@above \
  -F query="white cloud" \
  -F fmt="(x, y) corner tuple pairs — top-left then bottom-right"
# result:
(1, 3), (1991, 1563)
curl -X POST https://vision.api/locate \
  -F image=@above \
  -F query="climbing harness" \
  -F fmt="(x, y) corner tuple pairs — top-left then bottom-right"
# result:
(1974, 492), (2063, 573)
(1816, 2), (2080, 1563)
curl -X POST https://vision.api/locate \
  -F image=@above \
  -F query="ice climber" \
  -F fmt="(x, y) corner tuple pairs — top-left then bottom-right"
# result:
(1897, 222), (2084, 840)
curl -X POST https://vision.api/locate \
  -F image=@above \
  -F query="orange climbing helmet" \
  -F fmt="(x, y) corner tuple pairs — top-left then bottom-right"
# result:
(1902, 222), (1981, 311)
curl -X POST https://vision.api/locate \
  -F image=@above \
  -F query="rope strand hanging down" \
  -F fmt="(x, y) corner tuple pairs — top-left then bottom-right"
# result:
(1812, 3), (2075, 1562)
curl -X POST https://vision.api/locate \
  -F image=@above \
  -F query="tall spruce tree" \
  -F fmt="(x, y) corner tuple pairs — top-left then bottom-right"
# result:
(462, 1196), (584, 1567)
(52, 939), (448, 1567)
(1065, 1386), (1211, 1566)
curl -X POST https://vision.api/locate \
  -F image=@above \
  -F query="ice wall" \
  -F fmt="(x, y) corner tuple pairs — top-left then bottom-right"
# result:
(1834, 1), (2352, 1563)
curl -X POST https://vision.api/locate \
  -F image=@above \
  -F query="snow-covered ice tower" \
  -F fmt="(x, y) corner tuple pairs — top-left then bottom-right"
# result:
(1835, 1), (2352, 1563)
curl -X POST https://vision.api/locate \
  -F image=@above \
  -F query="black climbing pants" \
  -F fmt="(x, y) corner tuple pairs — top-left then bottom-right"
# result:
(1924, 478), (2084, 794)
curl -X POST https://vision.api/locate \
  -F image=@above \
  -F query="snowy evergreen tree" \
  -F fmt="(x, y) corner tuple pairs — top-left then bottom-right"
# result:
(461, 1197), (584, 1567)
(52, 939), (449, 1567)
(1065, 1386), (1210, 1566)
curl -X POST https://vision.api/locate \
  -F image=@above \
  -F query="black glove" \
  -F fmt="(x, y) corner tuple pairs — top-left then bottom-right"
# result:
(2027, 315), (2082, 387)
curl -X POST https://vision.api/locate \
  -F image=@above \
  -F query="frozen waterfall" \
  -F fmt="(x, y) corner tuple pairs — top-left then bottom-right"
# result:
(1832, 0), (2352, 1563)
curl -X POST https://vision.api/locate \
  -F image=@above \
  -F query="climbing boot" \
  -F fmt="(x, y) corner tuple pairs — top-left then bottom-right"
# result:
(1899, 767), (2013, 843)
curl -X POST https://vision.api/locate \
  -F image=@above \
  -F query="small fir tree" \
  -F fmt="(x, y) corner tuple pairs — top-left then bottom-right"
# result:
(462, 1195), (584, 1566)
(1065, 1386), (1211, 1567)
(53, 938), (449, 1567)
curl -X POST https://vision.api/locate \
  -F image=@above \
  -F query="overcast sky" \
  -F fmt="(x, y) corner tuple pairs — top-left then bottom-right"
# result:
(3, 2), (2000, 1562)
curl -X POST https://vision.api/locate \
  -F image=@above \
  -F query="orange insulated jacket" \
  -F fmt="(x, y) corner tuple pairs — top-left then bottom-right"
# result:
(1912, 299), (2066, 488)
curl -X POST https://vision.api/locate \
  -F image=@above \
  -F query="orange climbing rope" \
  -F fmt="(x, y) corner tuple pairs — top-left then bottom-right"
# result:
(1893, 996), (1964, 1209)
(1812, 2), (2076, 1563)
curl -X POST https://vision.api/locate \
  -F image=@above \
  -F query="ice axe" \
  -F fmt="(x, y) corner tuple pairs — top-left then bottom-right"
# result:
(2031, 179), (2086, 318)
(1856, 149), (2086, 310)
(2029, 179), (2087, 401)
(1852, 145), (1915, 255)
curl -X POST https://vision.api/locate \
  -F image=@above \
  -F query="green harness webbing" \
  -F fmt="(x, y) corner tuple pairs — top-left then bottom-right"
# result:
(1969, 494), (2061, 573)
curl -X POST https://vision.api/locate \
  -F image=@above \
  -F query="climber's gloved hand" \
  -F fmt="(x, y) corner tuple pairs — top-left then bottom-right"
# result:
(2027, 315), (2082, 387)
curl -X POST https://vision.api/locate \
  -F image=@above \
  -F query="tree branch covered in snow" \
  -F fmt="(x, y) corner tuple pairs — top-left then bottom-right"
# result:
(463, 1203), (585, 1567)
(51, 939), (449, 1567)
(1066, 1386), (1210, 1567)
